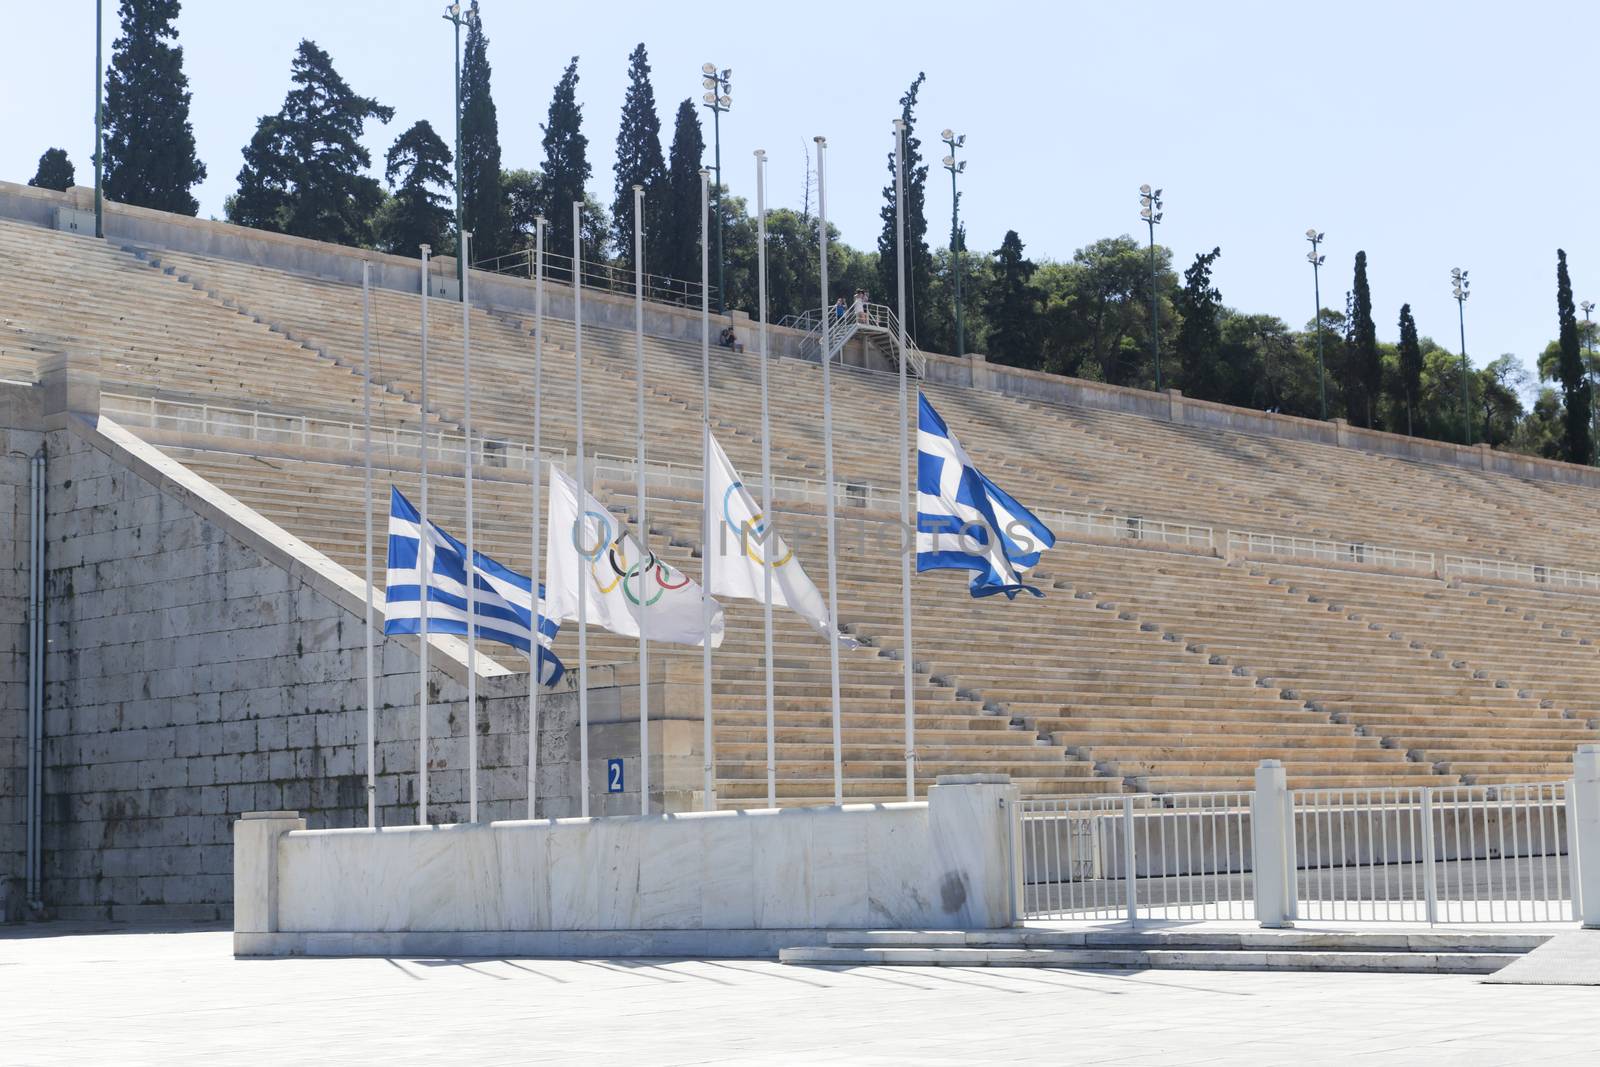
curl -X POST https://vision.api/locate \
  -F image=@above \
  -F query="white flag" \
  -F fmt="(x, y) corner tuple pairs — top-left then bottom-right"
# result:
(706, 434), (857, 648)
(545, 465), (724, 648)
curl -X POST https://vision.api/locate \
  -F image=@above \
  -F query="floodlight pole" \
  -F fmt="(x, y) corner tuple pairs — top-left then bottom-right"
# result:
(1452, 269), (1471, 445)
(1140, 185), (1164, 391)
(444, 1), (478, 299)
(1583, 301), (1597, 465)
(1307, 230), (1327, 420)
(94, 0), (104, 239)
(700, 64), (731, 313)
(942, 131), (966, 357)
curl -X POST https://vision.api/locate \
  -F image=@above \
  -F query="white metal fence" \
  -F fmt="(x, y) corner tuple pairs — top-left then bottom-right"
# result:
(1289, 783), (1572, 924)
(101, 392), (565, 473)
(1020, 792), (1255, 923)
(1019, 758), (1596, 928)
(1228, 529), (1436, 574)
(1054, 511), (1214, 552)
(1444, 554), (1600, 593)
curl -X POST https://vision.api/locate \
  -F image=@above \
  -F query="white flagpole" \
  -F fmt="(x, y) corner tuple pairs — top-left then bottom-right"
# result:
(699, 167), (716, 812)
(462, 230), (479, 824)
(754, 148), (776, 810)
(417, 243), (432, 826)
(362, 261), (376, 829)
(815, 137), (844, 807)
(528, 217), (545, 820)
(633, 184), (651, 816)
(893, 120), (916, 801)
(574, 200), (591, 819)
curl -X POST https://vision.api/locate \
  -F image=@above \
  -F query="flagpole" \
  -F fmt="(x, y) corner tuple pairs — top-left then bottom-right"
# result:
(893, 119), (916, 802)
(462, 230), (479, 824)
(417, 243), (432, 826)
(754, 148), (776, 810)
(574, 200), (591, 819)
(699, 167), (716, 812)
(815, 136), (844, 807)
(528, 217), (545, 821)
(362, 261), (377, 829)
(632, 184), (651, 816)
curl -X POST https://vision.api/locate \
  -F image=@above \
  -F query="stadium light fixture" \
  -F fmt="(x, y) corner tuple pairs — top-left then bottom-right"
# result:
(942, 129), (968, 357)
(1584, 300), (1597, 463)
(443, 0), (480, 299)
(1139, 184), (1165, 390)
(699, 62), (733, 313)
(1451, 267), (1472, 444)
(1306, 229), (1328, 419)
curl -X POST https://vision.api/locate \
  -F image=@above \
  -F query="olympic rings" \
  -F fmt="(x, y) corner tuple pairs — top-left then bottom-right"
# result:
(572, 509), (614, 561)
(723, 482), (794, 568)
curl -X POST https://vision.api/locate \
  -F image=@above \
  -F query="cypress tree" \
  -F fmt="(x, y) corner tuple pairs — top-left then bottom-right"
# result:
(28, 149), (76, 191)
(458, 11), (505, 260)
(611, 44), (668, 270)
(877, 73), (933, 341)
(1397, 303), (1422, 435)
(1556, 249), (1593, 464)
(1175, 247), (1224, 399)
(540, 57), (591, 272)
(228, 40), (393, 247)
(983, 230), (1042, 367)
(1346, 251), (1380, 428)
(102, 0), (206, 214)
(656, 99), (704, 287)
(376, 120), (453, 256)
(501, 167), (544, 251)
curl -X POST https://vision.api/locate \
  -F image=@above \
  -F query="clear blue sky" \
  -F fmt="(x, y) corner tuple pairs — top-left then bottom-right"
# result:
(3, 0), (1594, 385)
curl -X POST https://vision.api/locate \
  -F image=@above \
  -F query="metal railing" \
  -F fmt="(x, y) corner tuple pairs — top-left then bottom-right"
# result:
(790, 301), (927, 377)
(471, 247), (717, 311)
(1054, 510), (1215, 552)
(1019, 765), (1590, 928)
(1021, 791), (1256, 923)
(1290, 782), (1572, 924)
(101, 392), (565, 474)
(1444, 554), (1600, 593)
(589, 451), (902, 515)
(1228, 529), (1436, 574)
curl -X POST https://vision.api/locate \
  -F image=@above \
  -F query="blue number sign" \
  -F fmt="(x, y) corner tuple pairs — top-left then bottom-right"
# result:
(606, 758), (624, 793)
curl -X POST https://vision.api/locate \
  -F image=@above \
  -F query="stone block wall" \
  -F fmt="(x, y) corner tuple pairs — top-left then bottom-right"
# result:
(18, 401), (586, 921)
(0, 387), (43, 919)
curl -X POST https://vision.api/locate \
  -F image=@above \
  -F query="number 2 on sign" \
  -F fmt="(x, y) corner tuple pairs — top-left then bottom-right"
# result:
(607, 758), (624, 793)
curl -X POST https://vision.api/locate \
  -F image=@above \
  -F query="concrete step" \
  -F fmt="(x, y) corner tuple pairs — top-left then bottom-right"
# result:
(778, 927), (1546, 974)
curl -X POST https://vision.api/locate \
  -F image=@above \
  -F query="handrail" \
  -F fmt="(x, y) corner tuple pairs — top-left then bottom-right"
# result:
(470, 247), (718, 311)
(100, 392), (567, 473)
(1051, 510), (1215, 551)
(1226, 529), (1435, 573)
(103, 393), (1596, 587)
(1443, 554), (1600, 592)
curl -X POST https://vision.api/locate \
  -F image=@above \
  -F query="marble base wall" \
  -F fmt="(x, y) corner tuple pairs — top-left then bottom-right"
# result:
(234, 778), (1023, 956)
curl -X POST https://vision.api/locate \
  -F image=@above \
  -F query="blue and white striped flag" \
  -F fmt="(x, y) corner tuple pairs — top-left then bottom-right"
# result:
(916, 392), (1056, 599)
(384, 486), (565, 686)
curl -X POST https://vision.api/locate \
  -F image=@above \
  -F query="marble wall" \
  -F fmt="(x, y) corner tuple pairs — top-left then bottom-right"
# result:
(236, 777), (1022, 955)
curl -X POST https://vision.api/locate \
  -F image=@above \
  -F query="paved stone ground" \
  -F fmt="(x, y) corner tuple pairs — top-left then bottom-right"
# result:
(3, 923), (1597, 1065)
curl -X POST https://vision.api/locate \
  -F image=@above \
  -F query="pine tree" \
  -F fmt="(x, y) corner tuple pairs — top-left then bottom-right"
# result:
(1397, 303), (1423, 435)
(228, 40), (393, 247)
(376, 120), (453, 256)
(656, 99), (704, 287)
(102, 0), (206, 214)
(1175, 247), (1224, 399)
(540, 57), (591, 272)
(1346, 251), (1380, 428)
(877, 73), (933, 341)
(611, 44), (667, 269)
(983, 230), (1041, 367)
(501, 167), (544, 251)
(28, 149), (75, 191)
(458, 11), (505, 260)
(1556, 249), (1593, 464)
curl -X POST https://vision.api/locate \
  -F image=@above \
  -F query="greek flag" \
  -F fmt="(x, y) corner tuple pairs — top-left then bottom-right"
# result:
(916, 392), (1055, 599)
(384, 487), (565, 686)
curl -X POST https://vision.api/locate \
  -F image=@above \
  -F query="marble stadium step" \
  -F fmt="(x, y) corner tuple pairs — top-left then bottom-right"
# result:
(778, 928), (1545, 974)
(713, 776), (1119, 801)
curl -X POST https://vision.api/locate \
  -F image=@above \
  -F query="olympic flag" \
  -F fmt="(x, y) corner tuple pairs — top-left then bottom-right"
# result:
(706, 434), (856, 648)
(544, 465), (725, 647)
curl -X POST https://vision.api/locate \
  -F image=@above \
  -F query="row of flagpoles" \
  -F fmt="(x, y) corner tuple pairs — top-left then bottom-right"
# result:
(355, 124), (1028, 826)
